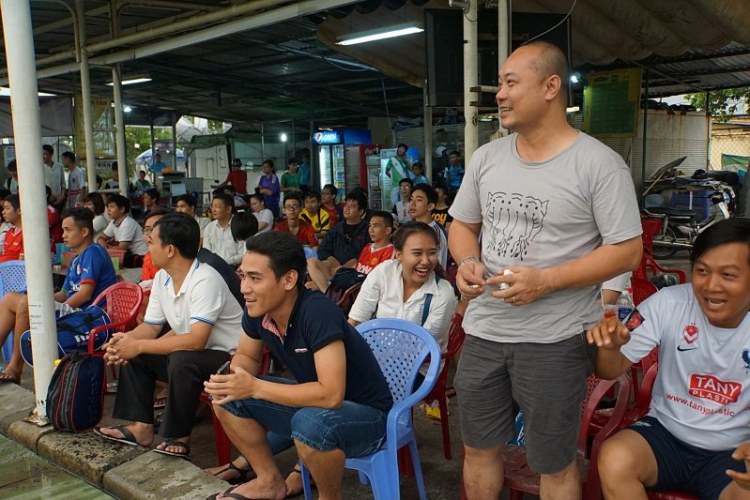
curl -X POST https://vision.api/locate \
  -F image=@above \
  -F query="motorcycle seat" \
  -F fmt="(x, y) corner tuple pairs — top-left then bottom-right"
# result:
(647, 207), (697, 220)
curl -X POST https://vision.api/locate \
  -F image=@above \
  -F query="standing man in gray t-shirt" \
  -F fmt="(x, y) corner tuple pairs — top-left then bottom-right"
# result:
(448, 41), (643, 499)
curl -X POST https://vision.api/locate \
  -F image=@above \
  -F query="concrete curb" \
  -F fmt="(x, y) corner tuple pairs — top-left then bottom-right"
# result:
(0, 382), (35, 435)
(0, 383), (230, 499)
(37, 430), (148, 485)
(103, 451), (228, 500)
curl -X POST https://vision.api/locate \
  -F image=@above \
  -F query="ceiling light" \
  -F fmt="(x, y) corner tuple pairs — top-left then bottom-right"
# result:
(570, 73), (580, 84)
(336, 23), (424, 46)
(123, 105), (132, 113)
(106, 76), (152, 86)
(0, 87), (56, 97)
(280, 133), (288, 142)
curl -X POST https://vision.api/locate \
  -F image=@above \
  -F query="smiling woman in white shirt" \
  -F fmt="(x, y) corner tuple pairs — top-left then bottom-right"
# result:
(348, 221), (457, 349)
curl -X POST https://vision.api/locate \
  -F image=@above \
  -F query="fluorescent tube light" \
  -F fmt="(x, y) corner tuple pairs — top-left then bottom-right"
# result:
(106, 77), (152, 86)
(337, 23), (424, 46)
(0, 87), (56, 97)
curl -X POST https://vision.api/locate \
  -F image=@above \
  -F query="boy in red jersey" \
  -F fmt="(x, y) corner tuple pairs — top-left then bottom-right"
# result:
(355, 211), (394, 274)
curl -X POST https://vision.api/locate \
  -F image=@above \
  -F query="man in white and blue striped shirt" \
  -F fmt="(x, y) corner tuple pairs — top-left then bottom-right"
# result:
(95, 213), (242, 459)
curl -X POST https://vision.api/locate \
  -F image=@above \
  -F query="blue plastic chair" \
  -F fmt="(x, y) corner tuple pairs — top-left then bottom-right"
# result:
(0, 261), (26, 362)
(300, 318), (441, 500)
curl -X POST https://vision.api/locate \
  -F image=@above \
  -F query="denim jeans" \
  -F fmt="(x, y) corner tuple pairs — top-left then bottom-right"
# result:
(221, 376), (387, 458)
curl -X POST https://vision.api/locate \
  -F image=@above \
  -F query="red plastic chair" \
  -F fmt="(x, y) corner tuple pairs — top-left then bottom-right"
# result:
(639, 218), (663, 277)
(200, 348), (272, 465)
(632, 277), (658, 306)
(87, 282), (144, 355)
(502, 374), (632, 500)
(106, 248), (127, 267)
(423, 313), (466, 460)
(87, 282), (144, 392)
(641, 218), (663, 256)
(591, 362), (659, 434)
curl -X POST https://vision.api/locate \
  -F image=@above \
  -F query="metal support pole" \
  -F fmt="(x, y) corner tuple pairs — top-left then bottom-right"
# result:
(463, 0), (478, 163)
(172, 112), (178, 170)
(641, 70), (649, 205)
(109, 4), (128, 196)
(149, 106), (156, 184)
(498, 0), (510, 136)
(705, 91), (712, 169)
(261, 123), (266, 162)
(309, 117), (316, 191)
(292, 119), (296, 157)
(76, 0), (98, 192)
(1, 0), (58, 423)
(112, 65), (128, 196)
(423, 84), (433, 181)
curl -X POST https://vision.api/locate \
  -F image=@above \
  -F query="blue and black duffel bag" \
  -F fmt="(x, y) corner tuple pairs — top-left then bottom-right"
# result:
(20, 304), (113, 367)
(46, 351), (105, 432)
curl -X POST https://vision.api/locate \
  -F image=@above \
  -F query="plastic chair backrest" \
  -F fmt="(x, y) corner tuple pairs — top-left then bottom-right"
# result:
(355, 318), (441, 406)
(106, 248), (127, 265)
(632, 277), (658, 306)
(578, 374), (631, 452)
(630, 363), (659, 424)
(641, 218), (663, 250)
(445, 314), (466, 359)
(62, 251), (78, 268)
(641, 347), (659, 374)
(91, 282), (143, 325)
(0, 261), (26, 295)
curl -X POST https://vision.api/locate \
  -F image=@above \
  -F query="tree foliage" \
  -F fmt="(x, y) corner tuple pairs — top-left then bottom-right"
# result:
(685, 87), (750, 121)
(125, 126), (172, 178)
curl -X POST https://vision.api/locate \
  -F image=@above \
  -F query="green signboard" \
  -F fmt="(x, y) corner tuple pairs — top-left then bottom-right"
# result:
(582, 68), (642, 138)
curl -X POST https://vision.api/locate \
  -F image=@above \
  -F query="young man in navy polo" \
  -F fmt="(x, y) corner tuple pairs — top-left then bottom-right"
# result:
(204, 231), (392, 500)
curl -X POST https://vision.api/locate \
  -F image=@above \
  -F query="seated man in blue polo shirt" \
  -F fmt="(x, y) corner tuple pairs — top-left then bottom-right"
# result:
(204, 231), (393, 500)
(0, 207), (117, 383)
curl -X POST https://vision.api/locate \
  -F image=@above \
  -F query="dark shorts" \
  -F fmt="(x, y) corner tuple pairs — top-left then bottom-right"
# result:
(454, 333), (595, 474)
(628, 416), (745, 500)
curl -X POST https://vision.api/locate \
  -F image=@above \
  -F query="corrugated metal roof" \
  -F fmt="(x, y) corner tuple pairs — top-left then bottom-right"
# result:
(2, 0), (750, 125)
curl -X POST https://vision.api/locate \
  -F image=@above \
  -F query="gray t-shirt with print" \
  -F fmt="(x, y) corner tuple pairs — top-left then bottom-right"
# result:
(449, 132), (642, 344)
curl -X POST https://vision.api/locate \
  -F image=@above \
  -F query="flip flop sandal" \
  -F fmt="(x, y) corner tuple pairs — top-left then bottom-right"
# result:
(212, 485), (272, 500)
(93, 425), (146, 447)
(153, 439), (191, 460)
(153, 395), (167, 410)
(0, 370), (20, 384)
(212, 456), (253, 485)
(285, 466), (313, 499)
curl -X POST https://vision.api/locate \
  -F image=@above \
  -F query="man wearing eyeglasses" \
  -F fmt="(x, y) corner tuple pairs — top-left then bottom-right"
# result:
(273, 193), (318, 250)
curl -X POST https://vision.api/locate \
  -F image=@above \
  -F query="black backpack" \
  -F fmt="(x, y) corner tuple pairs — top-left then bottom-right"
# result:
(46, 352), (105, 432)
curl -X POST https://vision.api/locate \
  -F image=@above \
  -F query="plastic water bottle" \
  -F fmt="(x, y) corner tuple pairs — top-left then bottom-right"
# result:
(616, 288), (634, 322)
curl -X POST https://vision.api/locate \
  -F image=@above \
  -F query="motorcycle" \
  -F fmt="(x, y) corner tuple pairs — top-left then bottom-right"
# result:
(642, 192), (732, 259)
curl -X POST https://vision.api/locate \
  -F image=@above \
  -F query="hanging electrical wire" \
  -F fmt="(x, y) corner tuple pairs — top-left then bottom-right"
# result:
(523, 0), (577, 45)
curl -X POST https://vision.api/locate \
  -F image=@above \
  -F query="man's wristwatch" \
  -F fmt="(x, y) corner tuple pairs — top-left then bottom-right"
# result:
(458, 256), (480, 268)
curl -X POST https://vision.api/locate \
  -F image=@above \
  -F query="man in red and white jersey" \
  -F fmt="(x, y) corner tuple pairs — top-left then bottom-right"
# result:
(355, 211), (394, 275)
(589, 218), (750, 500)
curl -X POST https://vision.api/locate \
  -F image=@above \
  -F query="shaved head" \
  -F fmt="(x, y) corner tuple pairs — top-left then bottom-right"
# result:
(519, 41), (570, 100)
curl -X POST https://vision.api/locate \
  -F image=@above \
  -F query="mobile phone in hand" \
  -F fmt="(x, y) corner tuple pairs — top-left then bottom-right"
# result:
(216, 360), (231, 375)
(623, 308), (645, 332)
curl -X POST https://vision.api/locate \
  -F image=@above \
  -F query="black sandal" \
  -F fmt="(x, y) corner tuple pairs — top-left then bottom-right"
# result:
(210, 456), (252, 485)
(153, 439), (191, 460)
